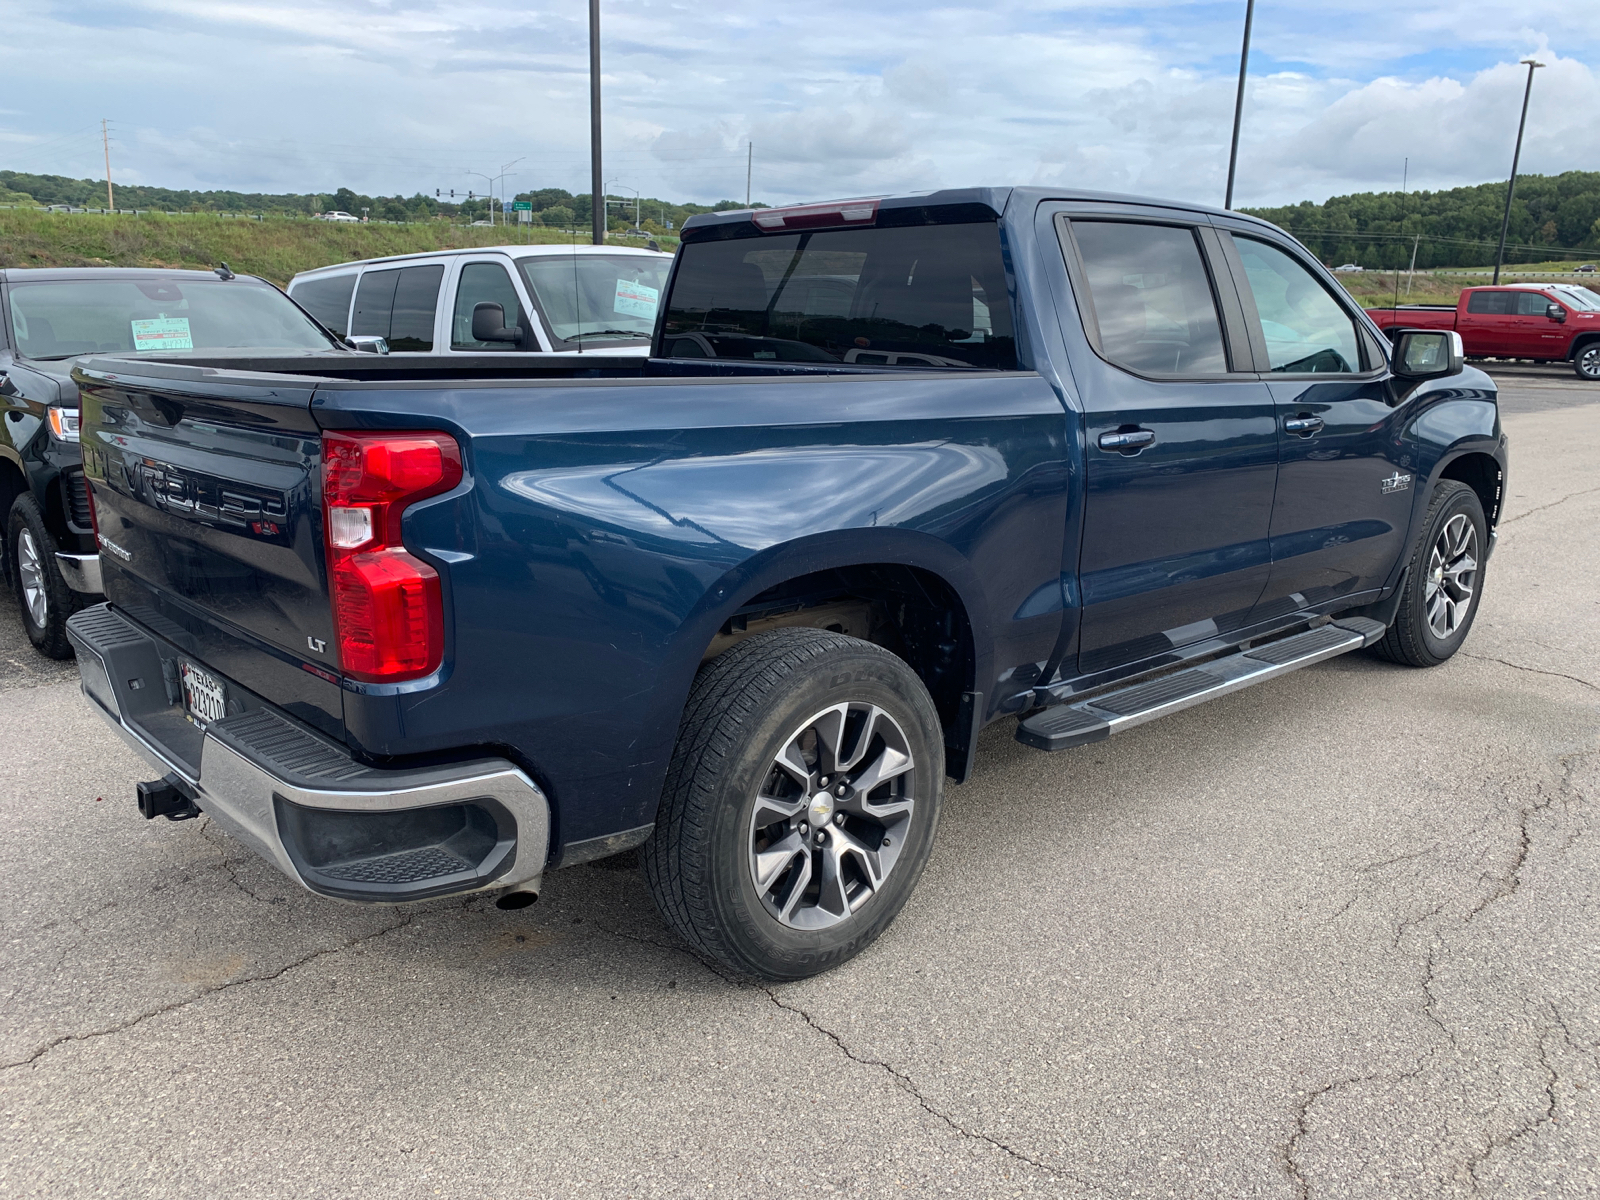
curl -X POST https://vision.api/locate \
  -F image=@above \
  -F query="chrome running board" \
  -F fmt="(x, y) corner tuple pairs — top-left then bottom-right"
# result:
(1016, 617), (1387, 752)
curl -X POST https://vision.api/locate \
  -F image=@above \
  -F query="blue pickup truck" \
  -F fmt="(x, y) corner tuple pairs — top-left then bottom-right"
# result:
(66, 187), (1505, 980)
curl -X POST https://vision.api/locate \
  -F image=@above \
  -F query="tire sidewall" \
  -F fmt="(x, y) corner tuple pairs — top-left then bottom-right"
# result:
(1409, 484), (1487, 663)
(700, 642), (944, 979)
(1577, 343), (1600, 381)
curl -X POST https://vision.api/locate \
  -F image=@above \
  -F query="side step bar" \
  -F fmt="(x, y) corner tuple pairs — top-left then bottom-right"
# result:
(1017, 617), (1388, 752)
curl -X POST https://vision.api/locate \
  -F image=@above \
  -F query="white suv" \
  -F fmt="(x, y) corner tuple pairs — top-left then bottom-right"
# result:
(288, 244), (673, 355)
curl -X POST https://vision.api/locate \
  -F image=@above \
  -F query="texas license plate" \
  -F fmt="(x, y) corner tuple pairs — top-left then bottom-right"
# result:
(180, 662), (227, 725)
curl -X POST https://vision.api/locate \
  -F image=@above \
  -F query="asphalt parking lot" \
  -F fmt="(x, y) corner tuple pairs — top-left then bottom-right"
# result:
(2, 376), (1596, 1199)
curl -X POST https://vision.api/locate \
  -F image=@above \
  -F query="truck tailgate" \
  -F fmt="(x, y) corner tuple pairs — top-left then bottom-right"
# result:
(74, 359), (345, 739)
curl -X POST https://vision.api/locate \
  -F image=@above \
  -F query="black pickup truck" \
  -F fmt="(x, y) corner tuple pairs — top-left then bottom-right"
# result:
(66, 188), (1506, 979)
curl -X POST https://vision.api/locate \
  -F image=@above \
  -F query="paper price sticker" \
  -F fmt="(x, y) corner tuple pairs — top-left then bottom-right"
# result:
(613, 279), (659, 321)
(131, 317), (194, 352)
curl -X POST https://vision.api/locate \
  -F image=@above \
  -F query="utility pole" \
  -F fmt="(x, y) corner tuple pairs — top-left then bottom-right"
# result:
(746, 142), (752, 208)
(102, 119), (114, 212)
(1223, 0), (1255, 210)
(589, 0), (604, 245)
(1493, 59), (1545, 285)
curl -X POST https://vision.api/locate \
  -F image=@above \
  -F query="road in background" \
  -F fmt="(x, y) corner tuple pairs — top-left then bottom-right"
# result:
(1, 381), (1595, 1198)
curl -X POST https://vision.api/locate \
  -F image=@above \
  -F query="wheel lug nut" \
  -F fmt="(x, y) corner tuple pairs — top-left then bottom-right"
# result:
(836, 784), (847, 797)
(814, 831), (827, 846)
(798, 821), (809, 836)
(834, 813), (845, 827)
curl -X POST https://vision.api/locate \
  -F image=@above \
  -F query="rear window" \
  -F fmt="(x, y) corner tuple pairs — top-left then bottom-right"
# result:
(1465, 291), (1513, 315)
(290, 273), (356, 339)
(6, 278), (336, 359)
(661, 222), (1016, 370)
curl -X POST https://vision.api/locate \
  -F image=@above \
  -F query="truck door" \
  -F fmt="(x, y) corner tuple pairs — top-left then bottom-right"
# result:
(1510, 289), (1569, 359)
(1459, 289), (1514, 356)
(1218, 230), (1412, 613)
(1056, 215), (1279, 676)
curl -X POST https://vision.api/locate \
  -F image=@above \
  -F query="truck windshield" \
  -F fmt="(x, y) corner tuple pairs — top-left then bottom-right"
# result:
(517, 255), (673, 348)
(660, 221), (1016, 370)
(1554, 286), (1600, 311)
(7, 277), (336, 360)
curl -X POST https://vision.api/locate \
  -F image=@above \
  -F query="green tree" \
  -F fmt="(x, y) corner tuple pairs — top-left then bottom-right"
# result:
(540, 205), (575, 228)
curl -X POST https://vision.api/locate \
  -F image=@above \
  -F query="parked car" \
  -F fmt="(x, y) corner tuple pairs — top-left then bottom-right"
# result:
(0, 267), (346, 656)
(1333, 263), (1363, 272)
(288, 244), (673, 356)
(1367, 283), (1600, 379)
(67, 187), (1505, 980)
(318, 211), (361, 223)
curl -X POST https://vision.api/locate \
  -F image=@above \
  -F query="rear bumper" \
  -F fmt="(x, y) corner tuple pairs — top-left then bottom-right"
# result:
(56, 552), (103, 595)
(66, 604), (549, 903)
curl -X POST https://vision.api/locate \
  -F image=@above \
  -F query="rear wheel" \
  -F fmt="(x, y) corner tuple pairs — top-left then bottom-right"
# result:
(7, 493), (80, 660)
(1373, 480), (1486, 668)
(1574, 342), (1600, 381)
(643, 628), (944, 980)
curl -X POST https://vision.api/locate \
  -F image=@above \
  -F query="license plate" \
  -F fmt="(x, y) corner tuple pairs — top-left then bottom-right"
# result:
(180, 662), (227, 725)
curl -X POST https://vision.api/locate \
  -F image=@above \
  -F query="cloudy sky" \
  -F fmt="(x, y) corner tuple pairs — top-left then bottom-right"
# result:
(2, 0), (1596, 209)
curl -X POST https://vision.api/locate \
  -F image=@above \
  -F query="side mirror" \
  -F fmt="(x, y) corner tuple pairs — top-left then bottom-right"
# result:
(471, 302), (522, 344)
(345, 335), (389, 355)
(1547, 303), (1567, 322)
(1392, 328), (1464, 381)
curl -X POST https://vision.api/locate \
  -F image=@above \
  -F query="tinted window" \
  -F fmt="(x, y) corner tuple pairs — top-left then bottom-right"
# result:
(1234, 238), (1361, 373)
(1069, 222), (1229, 375)
(519, 254), (672, 348)
(452, 262), (527, 351)
(350, 264), (443, 351)
(290, 273), (356, 339)
(1515, 291), (1555, 316)
(6, 278), (335, 359)
(661, 221), (1015, 370)
(1466, 290), (1513, 315)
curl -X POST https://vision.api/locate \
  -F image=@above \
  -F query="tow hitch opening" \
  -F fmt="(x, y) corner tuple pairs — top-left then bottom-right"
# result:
(137, 774), (201, 822)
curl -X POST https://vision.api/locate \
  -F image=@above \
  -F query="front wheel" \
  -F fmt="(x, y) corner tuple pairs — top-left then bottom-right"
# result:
(1574, 342), (1600, 381)
(643, 628), (945, 980)
(7, 493), (80, 660)
(1373, 480), (1486, 668)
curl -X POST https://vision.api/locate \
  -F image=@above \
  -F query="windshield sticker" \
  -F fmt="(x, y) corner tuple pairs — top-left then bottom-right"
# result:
(131, 317), (194, 352)
(613, 279), (659, 321)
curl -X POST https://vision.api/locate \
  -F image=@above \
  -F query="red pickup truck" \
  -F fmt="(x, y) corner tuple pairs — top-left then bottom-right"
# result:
(1367, 283), (1600, 380)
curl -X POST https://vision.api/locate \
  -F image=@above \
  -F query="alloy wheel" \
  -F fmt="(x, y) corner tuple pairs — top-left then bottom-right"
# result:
(1580, 345), (1600, 380)
(1425, 513), (1478, 640)
(748, 702), (917, 931)
(17, 528), (47, 628)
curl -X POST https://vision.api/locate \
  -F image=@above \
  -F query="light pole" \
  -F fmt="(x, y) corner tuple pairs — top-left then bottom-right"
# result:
(1223, 0), (1255, 210)
(589, 0), (604, 245)
(1493, 59), (1545, 285)
(606, 180), (639, 231)
(464, 170), (493, 223)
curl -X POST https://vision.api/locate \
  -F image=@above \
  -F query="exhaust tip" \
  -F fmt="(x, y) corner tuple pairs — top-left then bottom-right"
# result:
(495, 884), (540, 911)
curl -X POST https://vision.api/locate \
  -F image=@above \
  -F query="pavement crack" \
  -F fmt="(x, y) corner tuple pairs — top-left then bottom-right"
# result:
(1459, 652), (1599, 693)
(197, 818), (282, 904)
(1498, 483), (1600, 526)
(595, 923), (1092, 1190)
(1, 912), (411, 1072)
(1466, 752), (1588, 922)
(1459, 1004), (1574, 1192)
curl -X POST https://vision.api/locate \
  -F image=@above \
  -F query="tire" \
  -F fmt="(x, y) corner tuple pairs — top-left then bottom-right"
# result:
(7, 493), (80, 660)
(1574, 341), (1600, 382)
(1373, 480), (1486, 668)
(643, 628), (945, 980)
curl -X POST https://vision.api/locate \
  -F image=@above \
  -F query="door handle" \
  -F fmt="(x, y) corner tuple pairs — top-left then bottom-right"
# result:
(1098, 429), (1156, 453)
(1284, 415), (1324, 436)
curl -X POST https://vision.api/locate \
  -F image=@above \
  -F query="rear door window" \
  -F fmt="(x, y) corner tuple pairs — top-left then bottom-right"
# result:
(661, 221), (1015, 369)
(290, 273), (356, 339)
(1466, 290), (1514, 315)
(452, 262), (529, 351)
(1067, 222), (1230, 375)
(350, 264), (445, 351)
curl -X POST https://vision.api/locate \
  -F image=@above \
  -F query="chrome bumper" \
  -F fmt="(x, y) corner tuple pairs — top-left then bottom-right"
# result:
(56, 552), (103, 595)
(66, 604), (548, 903)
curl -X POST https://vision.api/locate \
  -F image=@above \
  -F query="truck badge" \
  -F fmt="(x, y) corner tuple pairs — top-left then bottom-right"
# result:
(307, 636), (327, 654)
(97, 533), (133, 561)
(1381, 472), (1413, 495)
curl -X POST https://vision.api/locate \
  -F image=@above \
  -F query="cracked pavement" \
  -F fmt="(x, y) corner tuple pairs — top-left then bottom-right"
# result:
(1, 383), (1596, 1198)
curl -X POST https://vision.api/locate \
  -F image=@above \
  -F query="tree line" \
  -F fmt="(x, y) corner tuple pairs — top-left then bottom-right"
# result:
(0, 171), (757, 234)
(1242, 172), (1600, 269)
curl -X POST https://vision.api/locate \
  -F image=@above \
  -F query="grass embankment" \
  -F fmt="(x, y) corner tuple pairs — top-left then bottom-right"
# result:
(0, 209), (665, 286)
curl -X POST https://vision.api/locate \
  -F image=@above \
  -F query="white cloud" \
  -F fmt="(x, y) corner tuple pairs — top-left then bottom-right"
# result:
(0, 0), (1595, 207)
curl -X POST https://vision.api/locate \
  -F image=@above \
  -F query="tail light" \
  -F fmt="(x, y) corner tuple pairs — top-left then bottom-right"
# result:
(321, 431), (463, 682)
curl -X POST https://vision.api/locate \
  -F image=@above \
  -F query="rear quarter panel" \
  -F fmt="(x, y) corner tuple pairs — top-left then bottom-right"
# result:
(314, 370), (1071, 847)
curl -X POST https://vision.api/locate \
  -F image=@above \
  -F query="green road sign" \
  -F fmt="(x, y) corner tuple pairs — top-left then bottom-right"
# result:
(512, 201), (532, 211)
